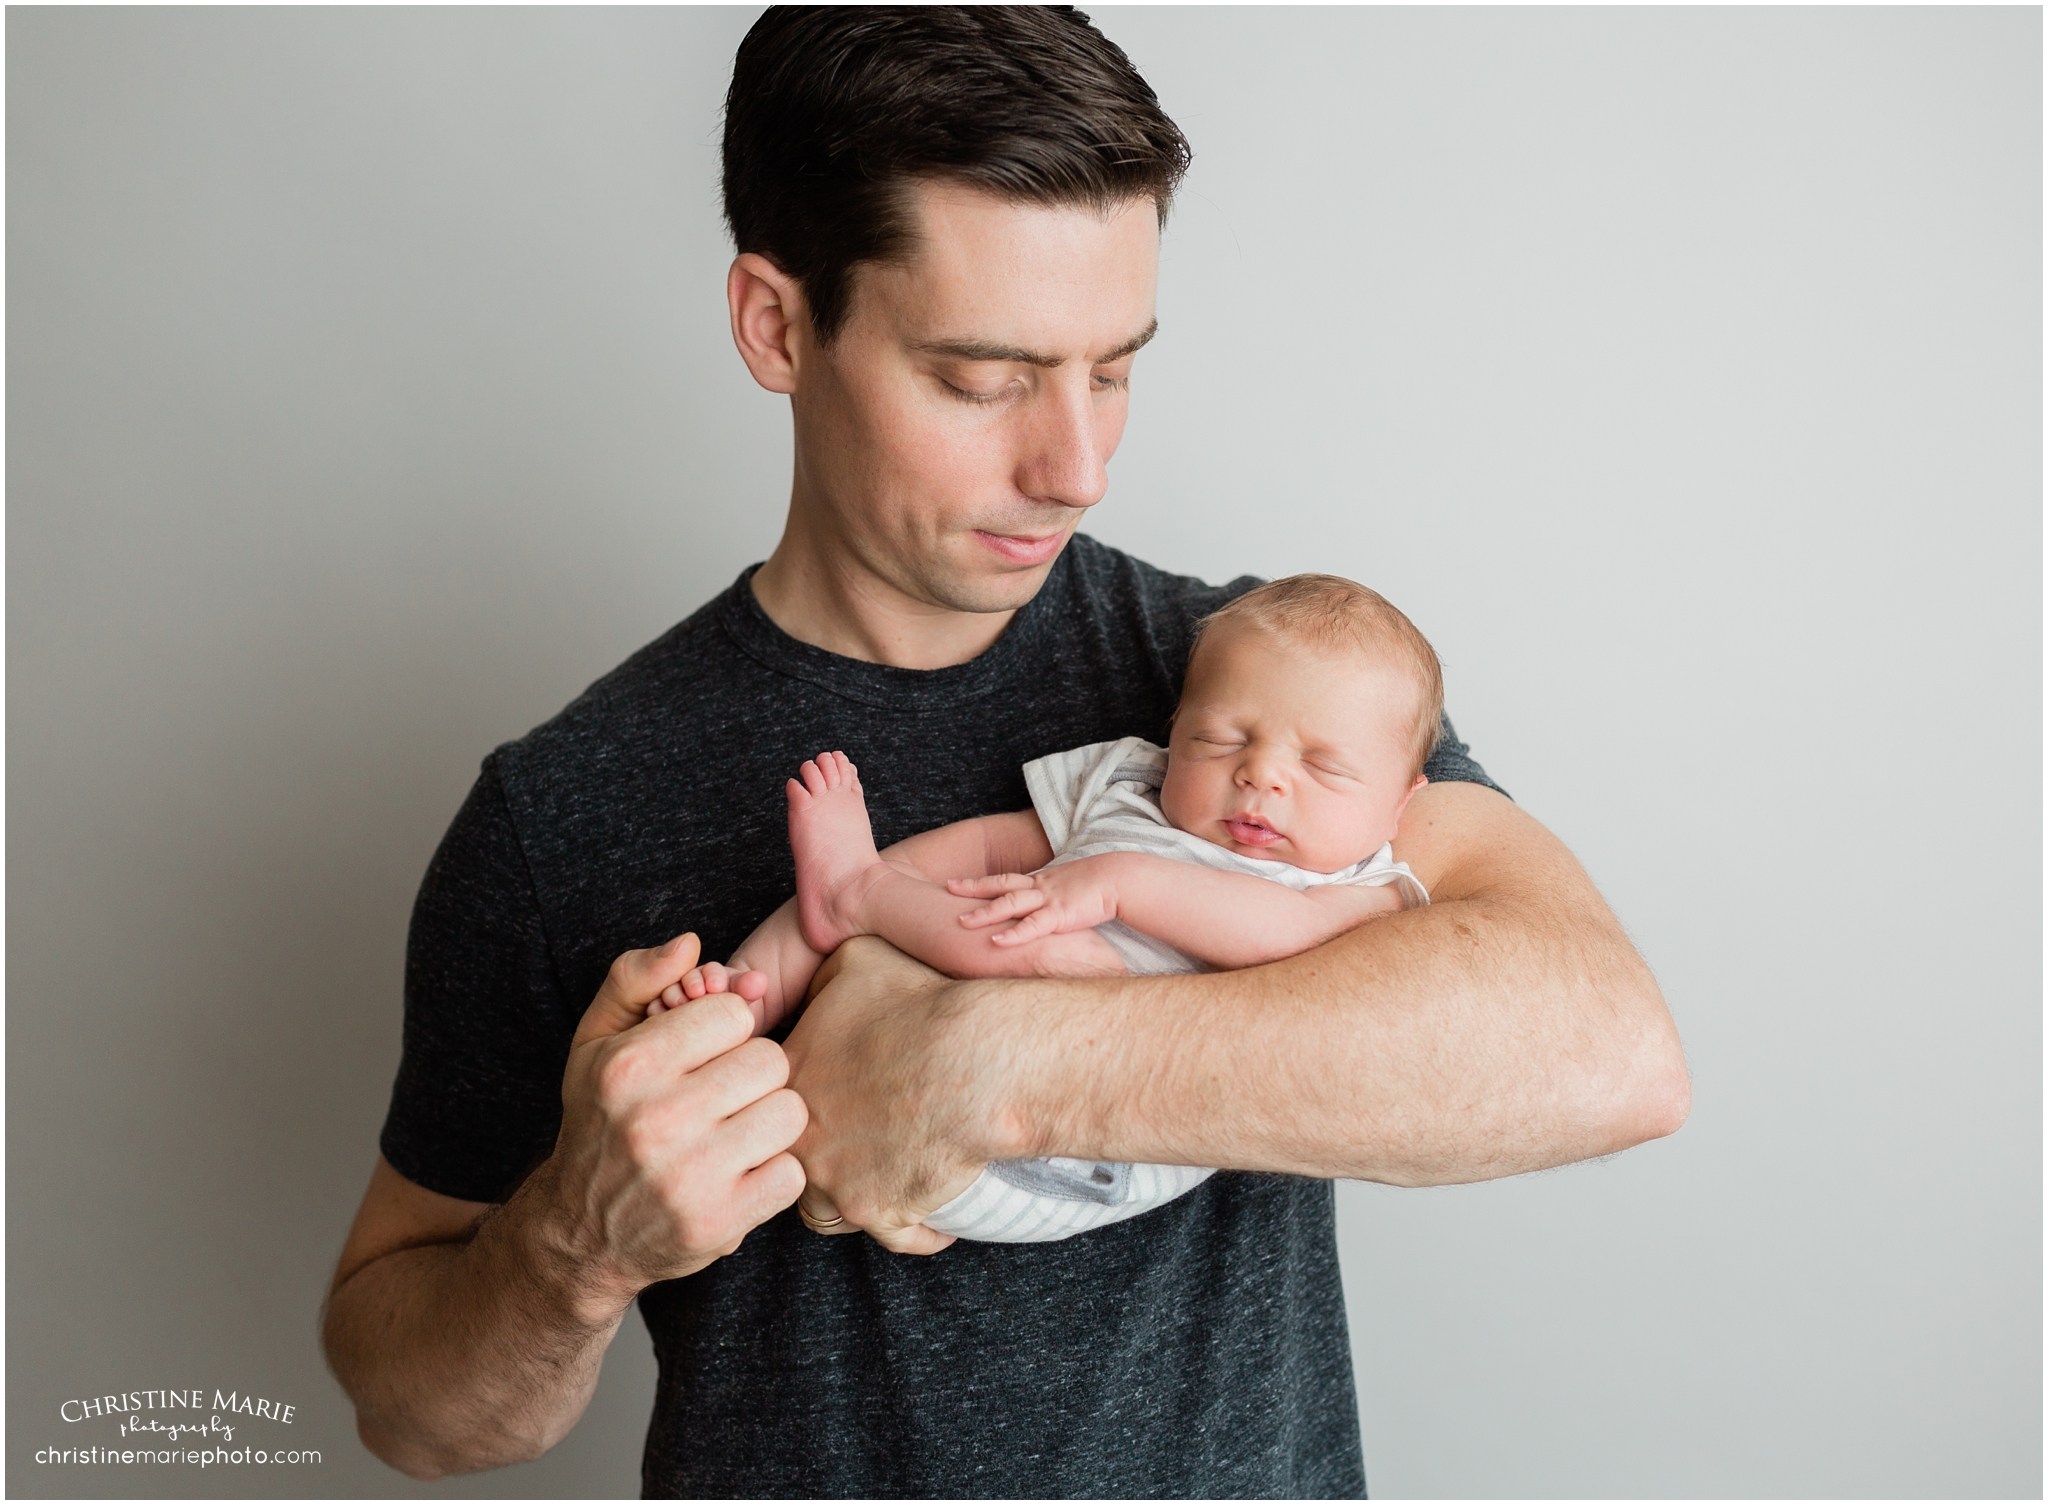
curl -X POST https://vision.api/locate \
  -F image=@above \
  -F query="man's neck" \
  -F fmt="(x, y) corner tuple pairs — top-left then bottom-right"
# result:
(749, 526), (1017, 672)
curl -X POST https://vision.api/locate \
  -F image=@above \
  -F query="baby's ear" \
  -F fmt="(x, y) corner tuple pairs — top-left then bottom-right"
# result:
(1390, 773), (1427, 832)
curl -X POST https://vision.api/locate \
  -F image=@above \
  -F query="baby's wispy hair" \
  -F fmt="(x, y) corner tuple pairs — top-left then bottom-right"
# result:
(1190, 573), (1444, 775)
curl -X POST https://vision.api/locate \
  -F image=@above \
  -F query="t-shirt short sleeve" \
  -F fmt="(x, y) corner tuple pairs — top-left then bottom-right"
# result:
(1023, 736), (1167, 856)
(1425, 714), (1507, 799)
(379, 758), (579, 1204)
(1023, 738), (1114, 852)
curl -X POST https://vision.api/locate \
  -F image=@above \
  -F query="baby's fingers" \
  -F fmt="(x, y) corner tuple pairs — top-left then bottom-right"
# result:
(958, 888), (1048, 929)
(989, 909), (1062, 947)
(947, 873), (1036, 899)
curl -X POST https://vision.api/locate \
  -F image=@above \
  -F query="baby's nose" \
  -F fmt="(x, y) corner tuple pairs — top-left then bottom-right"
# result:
(1237, 755), (1288, 793)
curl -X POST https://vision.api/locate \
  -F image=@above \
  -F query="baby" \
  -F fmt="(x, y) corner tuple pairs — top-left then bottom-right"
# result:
(654, 573), (1443, 1241)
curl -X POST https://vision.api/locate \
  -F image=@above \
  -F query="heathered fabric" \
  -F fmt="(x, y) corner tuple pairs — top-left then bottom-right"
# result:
(381, 534), (1503, 1499)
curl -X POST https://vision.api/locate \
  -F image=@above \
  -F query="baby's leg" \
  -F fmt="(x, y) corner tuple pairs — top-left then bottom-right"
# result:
(788, 752), (1127, 979)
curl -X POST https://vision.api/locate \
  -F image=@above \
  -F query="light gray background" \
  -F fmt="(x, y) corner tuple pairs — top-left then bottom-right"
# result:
(9, 6), (2039, 1498)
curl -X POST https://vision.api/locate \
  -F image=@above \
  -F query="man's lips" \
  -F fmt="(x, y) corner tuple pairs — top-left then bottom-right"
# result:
(1223, 816), (1284, 847)
(972, 528), (1067, 566)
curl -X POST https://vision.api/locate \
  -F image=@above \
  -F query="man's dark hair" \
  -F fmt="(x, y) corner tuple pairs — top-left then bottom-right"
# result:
(722, 6), (1191, 342)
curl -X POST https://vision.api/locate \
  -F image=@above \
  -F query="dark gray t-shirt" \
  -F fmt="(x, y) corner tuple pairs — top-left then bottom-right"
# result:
(382, 535), (1501, 1498)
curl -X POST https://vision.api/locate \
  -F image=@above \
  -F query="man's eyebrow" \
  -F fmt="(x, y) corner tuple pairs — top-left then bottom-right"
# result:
(908, 318), (1160, 369)
(1098, 318), (1159, 364)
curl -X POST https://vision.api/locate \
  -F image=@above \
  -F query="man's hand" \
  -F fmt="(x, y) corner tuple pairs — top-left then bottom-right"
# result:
(537, 933), (809, 1310)
(323, 932), (809, 1478)
(948, 856), (1121, 945)
(780, 938), (991, 1256)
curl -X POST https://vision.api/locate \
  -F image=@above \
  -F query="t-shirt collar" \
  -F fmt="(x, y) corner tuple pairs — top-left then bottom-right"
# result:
(716, 551), (1068, 710)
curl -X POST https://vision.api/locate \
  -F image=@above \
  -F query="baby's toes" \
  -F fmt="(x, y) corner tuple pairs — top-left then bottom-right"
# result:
(798, 758), (829, 796)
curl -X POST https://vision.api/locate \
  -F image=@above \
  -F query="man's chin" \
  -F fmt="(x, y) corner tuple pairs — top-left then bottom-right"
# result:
(922, 549), (1068, 616)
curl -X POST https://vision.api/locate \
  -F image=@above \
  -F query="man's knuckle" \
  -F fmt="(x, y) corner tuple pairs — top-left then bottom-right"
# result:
(618, 1115), (663, 1165)
(736, 1036), (790, 1083)
(764, 1152), (806, 1197)
(595, 1048), (644, 1103)
(753, 1091), (808, 1148)
(693, 990), (750, 1036)
(675, 1204), (735, 1254)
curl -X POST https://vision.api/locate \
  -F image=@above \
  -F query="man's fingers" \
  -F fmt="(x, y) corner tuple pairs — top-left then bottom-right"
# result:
(613, 991), (758, 1083)
(718, 1085), (809, 1171)
(576, 933), (703, 1044)
(670, 1034), (790, 1120)
(866, 1223), (956, 1256)
(736, 1152), (807, 1227)
(796, 1188), (855, 1235)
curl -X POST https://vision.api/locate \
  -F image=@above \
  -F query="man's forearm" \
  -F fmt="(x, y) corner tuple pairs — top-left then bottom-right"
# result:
(955, 787), (1689, 1186)
(323, 1169), (629, 1479)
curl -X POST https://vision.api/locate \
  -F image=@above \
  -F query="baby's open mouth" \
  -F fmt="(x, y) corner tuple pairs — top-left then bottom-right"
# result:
(1223, 816), (1283, 847)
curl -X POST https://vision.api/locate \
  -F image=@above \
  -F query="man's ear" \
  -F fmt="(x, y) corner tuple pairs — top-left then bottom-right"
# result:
(727, 253), (811, 396)
(1389, 773), (1428, 837)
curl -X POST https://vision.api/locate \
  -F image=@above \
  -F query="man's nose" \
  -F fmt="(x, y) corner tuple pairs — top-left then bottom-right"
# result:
(1016, 379), (1109, 510)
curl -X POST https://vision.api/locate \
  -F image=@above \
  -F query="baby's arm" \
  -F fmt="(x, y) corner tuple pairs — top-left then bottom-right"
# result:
(952, 852), (1408, 970)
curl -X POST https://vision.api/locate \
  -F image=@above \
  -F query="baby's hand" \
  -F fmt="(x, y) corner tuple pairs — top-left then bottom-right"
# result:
(948, 859), (1120, 947)
(646, 960), (770, 1018)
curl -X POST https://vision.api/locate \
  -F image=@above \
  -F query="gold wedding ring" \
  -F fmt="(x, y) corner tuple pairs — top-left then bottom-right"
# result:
(798, 1205), (845, 1232)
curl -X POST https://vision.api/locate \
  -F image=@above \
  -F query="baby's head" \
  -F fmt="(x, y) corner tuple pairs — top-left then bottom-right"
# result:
(1159, 574), (1443, 874)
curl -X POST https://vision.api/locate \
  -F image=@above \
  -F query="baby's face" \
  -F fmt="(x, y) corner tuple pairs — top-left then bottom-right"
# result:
(1159, 622), (1426, 874)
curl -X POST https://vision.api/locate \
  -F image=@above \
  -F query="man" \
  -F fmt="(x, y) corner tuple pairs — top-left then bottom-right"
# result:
(323, 8), (1689, 1496)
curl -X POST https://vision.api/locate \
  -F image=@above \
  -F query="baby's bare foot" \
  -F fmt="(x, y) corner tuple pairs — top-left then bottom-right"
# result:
(788, 751), (887, 955)
(646, 962), (769, 1018)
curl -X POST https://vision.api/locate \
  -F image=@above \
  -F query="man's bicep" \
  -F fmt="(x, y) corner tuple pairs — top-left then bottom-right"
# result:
(383, 758), (575, 1205)
(332, 1155), (490, 1294)
(1392, 779), (1605, 909)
